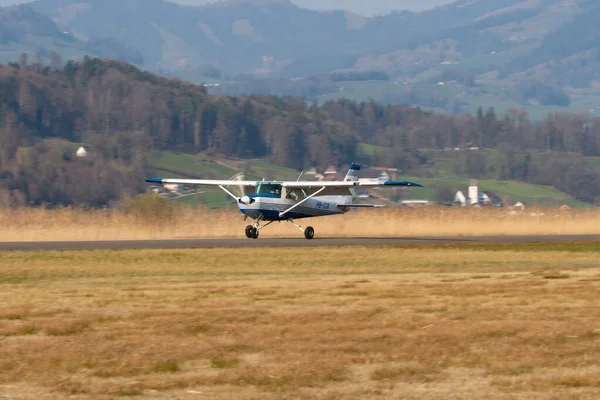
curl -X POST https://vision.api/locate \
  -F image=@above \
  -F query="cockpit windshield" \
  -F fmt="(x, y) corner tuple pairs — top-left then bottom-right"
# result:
(257, 183), (282, 197)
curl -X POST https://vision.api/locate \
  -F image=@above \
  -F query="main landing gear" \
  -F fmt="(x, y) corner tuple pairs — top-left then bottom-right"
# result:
(304, 226), (315, 240)
(244, 219), (315, 240)
(287, 219), (315, 240)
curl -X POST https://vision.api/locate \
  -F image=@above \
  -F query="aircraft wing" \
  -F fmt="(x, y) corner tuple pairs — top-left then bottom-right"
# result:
(283, 180), (423, 196)
(145, 177), (422, 197)
(145, 178), (256, 190)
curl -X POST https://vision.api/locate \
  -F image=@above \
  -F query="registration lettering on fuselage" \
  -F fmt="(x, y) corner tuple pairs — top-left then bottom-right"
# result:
(316, 201), (330, 209)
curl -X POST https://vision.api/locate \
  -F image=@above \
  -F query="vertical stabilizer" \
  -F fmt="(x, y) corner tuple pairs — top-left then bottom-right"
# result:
(342, 162), (360, 203)
(344, 162), (361, 182)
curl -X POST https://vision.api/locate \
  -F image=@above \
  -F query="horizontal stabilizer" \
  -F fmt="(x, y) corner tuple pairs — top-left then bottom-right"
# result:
(337, 204), (385, 208)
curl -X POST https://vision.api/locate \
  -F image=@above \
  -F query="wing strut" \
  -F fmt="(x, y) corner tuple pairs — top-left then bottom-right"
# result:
(278, 186), (326, 218)
(218, 185), (239, 201)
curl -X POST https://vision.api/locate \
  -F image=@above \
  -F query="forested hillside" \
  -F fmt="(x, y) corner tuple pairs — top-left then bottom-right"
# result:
(1, 58), (600, 207)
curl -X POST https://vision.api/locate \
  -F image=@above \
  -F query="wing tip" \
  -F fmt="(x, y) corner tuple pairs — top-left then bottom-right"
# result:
(145, 178), (164, 184)
(383, 180), (423, 187)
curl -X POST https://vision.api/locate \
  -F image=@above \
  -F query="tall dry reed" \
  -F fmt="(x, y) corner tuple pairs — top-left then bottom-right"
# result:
(1, 206), (599, 241)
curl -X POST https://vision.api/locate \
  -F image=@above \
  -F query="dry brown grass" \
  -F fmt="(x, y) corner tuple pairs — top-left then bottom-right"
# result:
(1, 246), (600, 399)
(1, 206), (600, 241)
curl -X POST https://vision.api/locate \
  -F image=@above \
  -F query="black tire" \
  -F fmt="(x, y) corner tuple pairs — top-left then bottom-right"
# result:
(251, 227), (259, 239)
(304, 226), (315, 240)
(245, 225), (254, 238)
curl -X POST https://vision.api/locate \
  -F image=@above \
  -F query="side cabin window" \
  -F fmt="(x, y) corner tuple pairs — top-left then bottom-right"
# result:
(285, 188), (307, 201)
(257, 183), (282, 198)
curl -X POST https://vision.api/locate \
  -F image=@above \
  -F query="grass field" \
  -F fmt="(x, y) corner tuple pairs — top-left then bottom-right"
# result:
(1, 245), (600, 399)
(1, 206), (600, 242)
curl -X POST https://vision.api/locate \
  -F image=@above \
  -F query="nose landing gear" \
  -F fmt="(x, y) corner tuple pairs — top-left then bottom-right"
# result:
(244, 218), (273, 239)
(245, 225), (259, 239)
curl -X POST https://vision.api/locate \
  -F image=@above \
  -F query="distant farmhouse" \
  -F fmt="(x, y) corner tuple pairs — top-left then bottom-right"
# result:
(454, 180), (501, 207)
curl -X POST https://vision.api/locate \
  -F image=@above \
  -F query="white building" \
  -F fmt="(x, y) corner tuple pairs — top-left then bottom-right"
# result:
(76, 146), (88, 157)
(378, 171), (390, 181)
(401, 200), (431, 207)
(454, 191), (466, 206)
(163, 184), (181, 193)
(455, 180), (491, 206)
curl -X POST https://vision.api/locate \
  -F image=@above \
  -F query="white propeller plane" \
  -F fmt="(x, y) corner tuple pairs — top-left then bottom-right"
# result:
(145, 163), (422, 239)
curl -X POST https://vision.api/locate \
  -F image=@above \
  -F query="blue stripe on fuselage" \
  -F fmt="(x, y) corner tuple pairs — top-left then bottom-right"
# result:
(240, 208), (340, 221)
(243, 201), (341, 215)
(248, 193), (281, 199)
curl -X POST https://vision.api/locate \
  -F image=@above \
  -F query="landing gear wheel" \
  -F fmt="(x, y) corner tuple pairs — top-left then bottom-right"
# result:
(245, 225), (254, 238)
(251, 227), (259, 239)
(304, 226), (315, 240)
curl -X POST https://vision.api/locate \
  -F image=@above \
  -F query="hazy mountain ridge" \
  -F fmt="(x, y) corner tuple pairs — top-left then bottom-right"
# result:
(0, 3), (145, 65)
(2, 0), (600, 116)
(0, 4), (78, 52)
(28, 0), (360, 75)
(500, 0), (600, 87)
(23, 0), (596, 80)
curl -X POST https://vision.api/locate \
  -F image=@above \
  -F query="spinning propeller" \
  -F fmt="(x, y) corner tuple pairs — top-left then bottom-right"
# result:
(229, 172), (254, 205)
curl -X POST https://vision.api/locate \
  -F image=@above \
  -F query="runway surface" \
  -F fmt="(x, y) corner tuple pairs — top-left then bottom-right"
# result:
(1, 235), (600, 251)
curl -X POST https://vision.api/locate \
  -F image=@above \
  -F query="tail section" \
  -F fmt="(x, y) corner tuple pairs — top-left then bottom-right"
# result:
(342, 162), (360, 204)
(344, 162), (361, 182)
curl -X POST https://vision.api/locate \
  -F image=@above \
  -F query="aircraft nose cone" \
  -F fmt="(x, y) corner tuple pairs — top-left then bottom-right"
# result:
(239, 195), (254, 205)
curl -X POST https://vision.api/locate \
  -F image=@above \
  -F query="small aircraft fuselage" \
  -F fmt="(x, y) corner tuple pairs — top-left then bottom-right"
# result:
(237, 181), (350, 221)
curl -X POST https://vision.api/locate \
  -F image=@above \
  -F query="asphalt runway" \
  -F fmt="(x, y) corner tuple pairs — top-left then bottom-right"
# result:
(1, 235), (600, 251)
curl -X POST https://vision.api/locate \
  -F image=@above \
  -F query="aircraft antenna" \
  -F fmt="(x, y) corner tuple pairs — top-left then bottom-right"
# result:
(296, 170), (303, 181)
